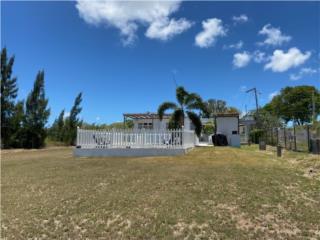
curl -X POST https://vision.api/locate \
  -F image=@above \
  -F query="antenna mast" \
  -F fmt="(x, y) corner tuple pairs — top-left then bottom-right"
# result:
(172, 70), (177, 88)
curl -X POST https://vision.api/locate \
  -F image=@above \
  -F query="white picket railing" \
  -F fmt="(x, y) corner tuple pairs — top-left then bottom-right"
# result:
(76, 128), (197, 149)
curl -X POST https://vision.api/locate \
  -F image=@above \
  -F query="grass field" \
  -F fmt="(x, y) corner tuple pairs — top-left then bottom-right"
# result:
(1, 146), (320, 239)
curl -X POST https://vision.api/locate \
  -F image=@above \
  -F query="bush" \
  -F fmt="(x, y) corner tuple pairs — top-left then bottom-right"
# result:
(250, 129), (265, 144)
(203, 123), (214, 135)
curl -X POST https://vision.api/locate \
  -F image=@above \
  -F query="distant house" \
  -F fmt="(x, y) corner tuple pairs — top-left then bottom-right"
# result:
(239, 113), (256, 143)
(123, 113), (171, 130)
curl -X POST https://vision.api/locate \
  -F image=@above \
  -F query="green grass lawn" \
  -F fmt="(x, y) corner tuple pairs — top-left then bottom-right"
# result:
(1, 146), (320, 239)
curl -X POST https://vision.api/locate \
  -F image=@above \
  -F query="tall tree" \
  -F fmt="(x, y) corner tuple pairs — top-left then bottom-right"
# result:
(10, 100), (25, 148)
(49, 109), (65, 142)
(202, 99), (227, 117)
(264, 85), (320, 125)
(56, 109), (65, 141)
(1, 48), (18, 148)
(24, 71), (50, 148)
(202, 99), (240, 117)
(65, 93), (82, 145)
(225, 107), (240, 114)
(158, 86), (204, 136)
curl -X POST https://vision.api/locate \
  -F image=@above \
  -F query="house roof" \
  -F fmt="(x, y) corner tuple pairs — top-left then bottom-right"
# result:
(215, 113), (239, 118)
(123, 113), (171, 119)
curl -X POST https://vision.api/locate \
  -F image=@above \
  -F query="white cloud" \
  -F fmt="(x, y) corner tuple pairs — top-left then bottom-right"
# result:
(145, 18), (193, 41)
(289, 67), (317, 81)
(232, 14), (248, 24)
(195, 18), (227, 48)
(253, 50), (268, 63)
(231, 50), (268, 68)
(96, 116), (101, 121)
(76, 1), (191, 45)
(233, 52), (251, 68)
(264, 47), (311, 72)
(224, 40), (243, 50)
(258, 24), (291, 46)
(269, 91), (279, 100)
(240, 85), (247, 92)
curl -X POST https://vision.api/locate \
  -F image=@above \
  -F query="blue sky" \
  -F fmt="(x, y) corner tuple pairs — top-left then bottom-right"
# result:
(1, 1), (319, 124)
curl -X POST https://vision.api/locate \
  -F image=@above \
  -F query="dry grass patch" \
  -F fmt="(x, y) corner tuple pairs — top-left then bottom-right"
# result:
(1, 146), (320, 239)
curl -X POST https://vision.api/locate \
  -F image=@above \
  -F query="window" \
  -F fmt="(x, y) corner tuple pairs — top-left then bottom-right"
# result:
(232, 130), (238, 135)
(145, 122), (153, 129)
(139, 122), (153, 129)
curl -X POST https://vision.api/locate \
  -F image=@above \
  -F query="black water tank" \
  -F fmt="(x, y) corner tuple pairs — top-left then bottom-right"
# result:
(212, 134), (228, 146)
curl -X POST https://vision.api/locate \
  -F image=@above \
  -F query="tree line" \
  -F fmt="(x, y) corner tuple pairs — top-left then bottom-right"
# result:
(1, 48), (82, 149)
(47, 93), (83, 145)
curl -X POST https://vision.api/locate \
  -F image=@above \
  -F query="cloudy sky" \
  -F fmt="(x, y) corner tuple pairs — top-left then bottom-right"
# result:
(2, 1), (319, 124)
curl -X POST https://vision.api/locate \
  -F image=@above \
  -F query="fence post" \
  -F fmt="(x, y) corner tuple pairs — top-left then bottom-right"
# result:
(283, 128), (286, 149)
(277, 145), (282, 157)
(293, 124), (297, 151)
(76, 127), (80, 147)
(306, 125), (310, 152)
(182, 127), (185, 148)
(265, 129), (268, 145)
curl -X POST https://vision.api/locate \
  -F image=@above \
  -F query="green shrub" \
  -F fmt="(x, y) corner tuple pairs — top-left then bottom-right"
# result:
(250, 129), (265, 144)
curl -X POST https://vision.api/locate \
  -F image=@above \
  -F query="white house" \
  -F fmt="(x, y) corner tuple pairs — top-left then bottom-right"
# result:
(123, 112), (240, 147)
(215, 113), (240, 147)
(123, 113), (171, 130)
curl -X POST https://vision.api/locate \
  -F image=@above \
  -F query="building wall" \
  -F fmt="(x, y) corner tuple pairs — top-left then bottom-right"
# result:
(133, 118), (170, 130)
(216, 117), (240, 147)
(74, 147), (190, 157)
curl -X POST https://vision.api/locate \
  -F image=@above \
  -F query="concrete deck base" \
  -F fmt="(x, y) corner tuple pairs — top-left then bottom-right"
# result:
(74, 147), (192, 157)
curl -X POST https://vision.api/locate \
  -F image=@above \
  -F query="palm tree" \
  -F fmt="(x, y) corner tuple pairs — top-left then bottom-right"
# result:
(157, 86), (204, 136)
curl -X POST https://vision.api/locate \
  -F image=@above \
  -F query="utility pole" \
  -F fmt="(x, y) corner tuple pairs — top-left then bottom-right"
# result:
(246, 87), (259, 120)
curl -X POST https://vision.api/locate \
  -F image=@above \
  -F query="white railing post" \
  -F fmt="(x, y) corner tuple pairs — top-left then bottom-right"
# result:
(76, 127), (80, 147)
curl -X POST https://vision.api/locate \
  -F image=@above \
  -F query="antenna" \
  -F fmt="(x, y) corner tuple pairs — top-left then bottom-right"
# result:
(172, 70), (178, 88)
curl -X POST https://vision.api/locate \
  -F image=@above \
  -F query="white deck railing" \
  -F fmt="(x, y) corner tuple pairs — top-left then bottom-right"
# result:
(76, 128), (197, 149)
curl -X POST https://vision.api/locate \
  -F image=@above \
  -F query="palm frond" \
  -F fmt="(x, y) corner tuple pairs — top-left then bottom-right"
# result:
(185, 93), (205, 111)
(157, 102), (177, 120)
(176, 86), (189, 106)
(187, 111), (202, 137)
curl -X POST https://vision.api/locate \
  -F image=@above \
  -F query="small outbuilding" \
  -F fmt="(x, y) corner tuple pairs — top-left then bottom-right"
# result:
(215, 113), (240, 147)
